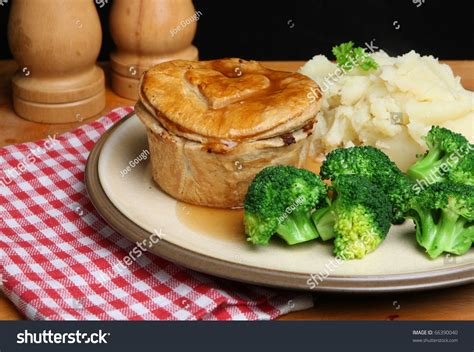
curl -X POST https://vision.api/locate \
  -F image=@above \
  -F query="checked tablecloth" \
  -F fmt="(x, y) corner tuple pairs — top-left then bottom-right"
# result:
(0, 106), (313, 320)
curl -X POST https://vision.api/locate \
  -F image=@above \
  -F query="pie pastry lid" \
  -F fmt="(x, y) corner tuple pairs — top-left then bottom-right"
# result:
(139, 58), (321, 145)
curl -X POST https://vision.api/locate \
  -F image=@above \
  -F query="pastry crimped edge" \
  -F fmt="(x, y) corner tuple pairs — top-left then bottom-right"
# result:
(135, 102), (315, 208)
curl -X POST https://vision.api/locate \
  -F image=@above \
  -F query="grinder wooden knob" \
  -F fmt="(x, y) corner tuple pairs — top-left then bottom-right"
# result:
(8, 0), (106, 123)
(109, 0), (199, 99)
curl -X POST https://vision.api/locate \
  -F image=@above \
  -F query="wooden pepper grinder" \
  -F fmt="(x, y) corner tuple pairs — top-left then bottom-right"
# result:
(110, 0), (199, 99)
(8, 0), (106, 123)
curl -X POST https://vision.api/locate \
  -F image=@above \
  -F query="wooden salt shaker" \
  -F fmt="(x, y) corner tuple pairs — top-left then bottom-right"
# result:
(110, 0), (199, 99)
(8, 0), (106, 123)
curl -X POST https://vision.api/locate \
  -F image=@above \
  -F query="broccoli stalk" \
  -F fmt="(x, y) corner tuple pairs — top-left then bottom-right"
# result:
(244, 166), (327, 246)
(320, 146), (412, 223)
(414, 207), (471, 258)
(312, 175), (392, 259)
(407, 146), (445, 182)
(407, 126), (471, 184)
(311, 206), (336, 241)
(275, 209), (320, 245)
(407, 182), (474, 258)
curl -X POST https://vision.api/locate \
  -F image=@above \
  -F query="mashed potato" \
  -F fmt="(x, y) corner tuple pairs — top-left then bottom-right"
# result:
(300, 51), (474, 170)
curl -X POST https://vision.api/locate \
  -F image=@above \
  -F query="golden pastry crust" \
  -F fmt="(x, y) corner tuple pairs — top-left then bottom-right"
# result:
(136, 58), (321, 208)
(136, 102), (313, 208)
(139, 58), (321, 151)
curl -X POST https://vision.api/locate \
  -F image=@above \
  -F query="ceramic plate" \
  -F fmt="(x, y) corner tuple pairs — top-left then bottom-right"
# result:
(85, 113), (474, 292)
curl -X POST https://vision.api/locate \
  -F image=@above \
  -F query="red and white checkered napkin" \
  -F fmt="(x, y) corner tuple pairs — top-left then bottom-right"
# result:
(0, 107), (313, 320)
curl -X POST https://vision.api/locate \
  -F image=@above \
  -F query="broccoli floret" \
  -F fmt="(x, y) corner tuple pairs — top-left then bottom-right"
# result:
(312, 175), (392, 259)
(408, 126), (471, 185)
(447, 149), (474, 186)
(332, 41), (378, 71)
(406, 182), (474, 258)
(320, 146), (412, 223)
(244, 166), (328, 245)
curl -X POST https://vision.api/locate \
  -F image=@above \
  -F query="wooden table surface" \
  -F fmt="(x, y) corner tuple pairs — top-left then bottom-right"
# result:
(0, 60), (473, 320)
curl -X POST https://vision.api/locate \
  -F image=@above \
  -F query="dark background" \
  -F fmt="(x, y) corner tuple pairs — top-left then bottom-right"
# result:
(0, 0), (473, 61)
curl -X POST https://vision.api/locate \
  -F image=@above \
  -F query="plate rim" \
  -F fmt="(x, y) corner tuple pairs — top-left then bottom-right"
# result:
(85, 112), (474, 293)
